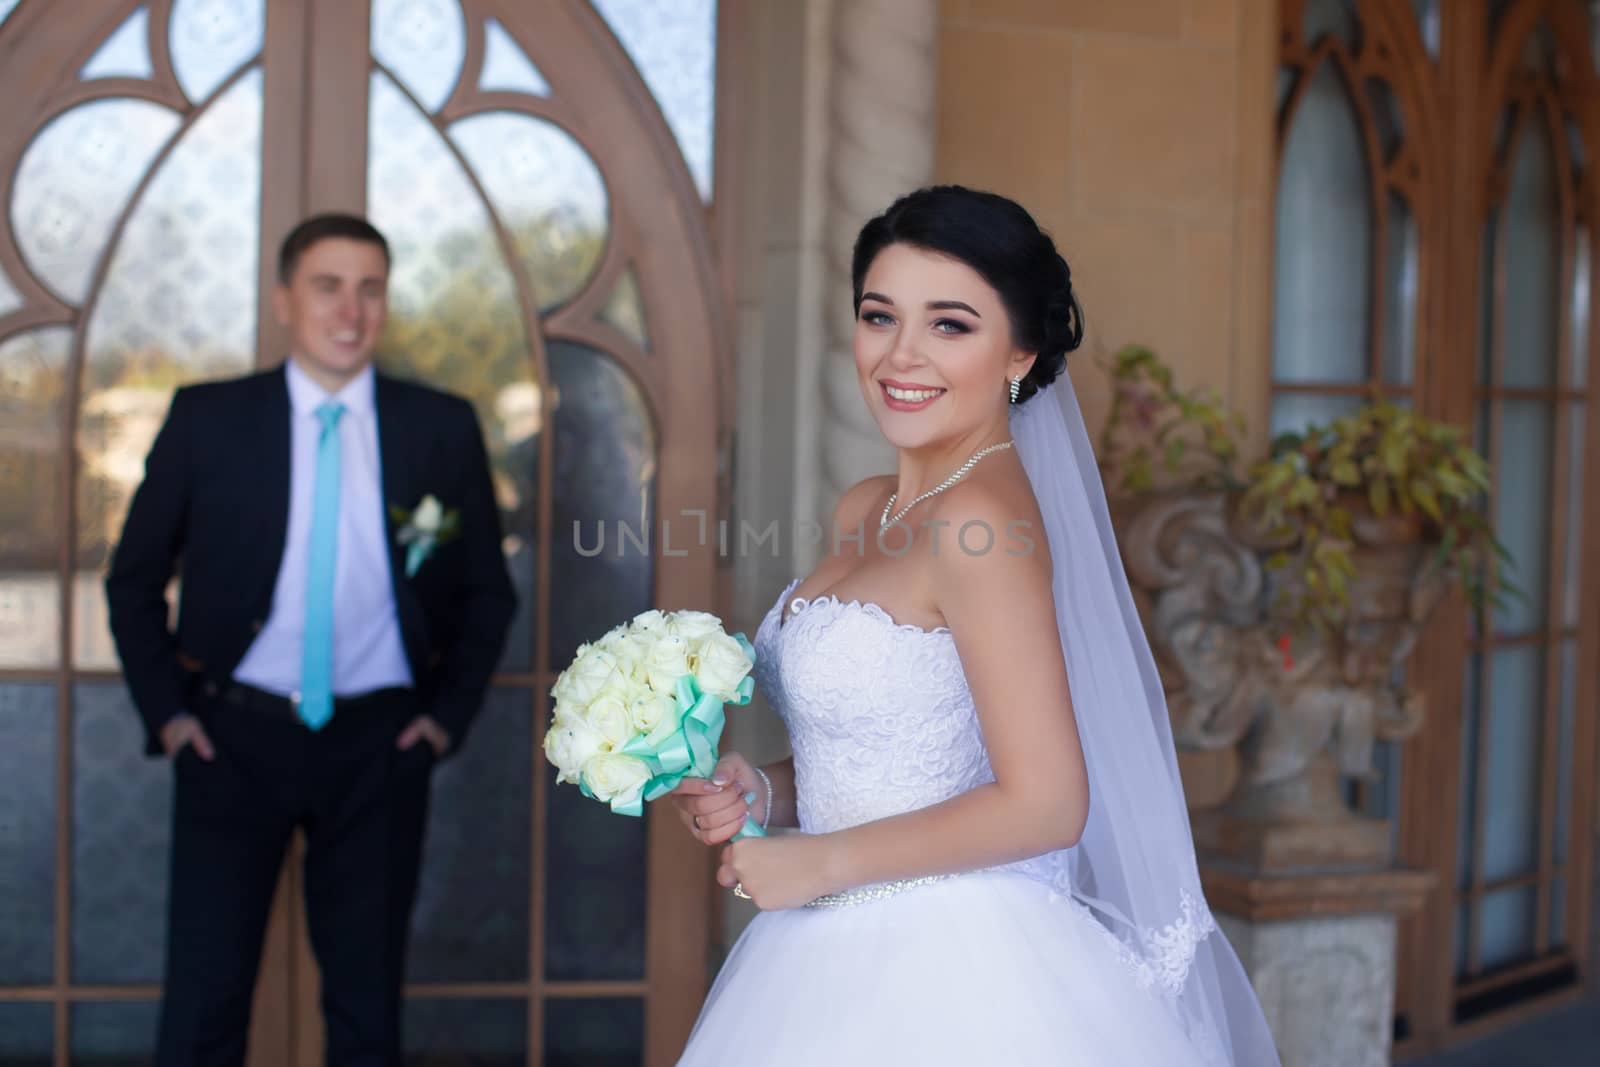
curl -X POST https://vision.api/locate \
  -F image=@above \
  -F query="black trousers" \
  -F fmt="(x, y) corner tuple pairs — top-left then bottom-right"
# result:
(155, 683), (435, 1067)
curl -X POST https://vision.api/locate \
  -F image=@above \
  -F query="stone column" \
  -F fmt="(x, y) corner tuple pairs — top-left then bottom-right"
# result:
(809, 0), (938, 549)
(1205, 868), (1433, 1067)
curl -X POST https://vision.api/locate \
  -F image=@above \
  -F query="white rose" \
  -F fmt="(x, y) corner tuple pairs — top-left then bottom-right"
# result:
(552, 694), (587, 722)
(552, 647), (621, 707)
(413, 494), (443, 532)
(583, 686), (635, 749)
(694, 632), (753, 700)
(581, 753), (653, 806)
(606, 632), (653, 672)
(666, 610), (724, 643)
(543, 713), (607, 784)
(628, 687), (678, 740)
(630, 610), (669, 632)
(643, 634), (694, 694)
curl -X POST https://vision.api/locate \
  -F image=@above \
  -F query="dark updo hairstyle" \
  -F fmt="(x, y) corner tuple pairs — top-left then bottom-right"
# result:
(850, 185), (1084, 404)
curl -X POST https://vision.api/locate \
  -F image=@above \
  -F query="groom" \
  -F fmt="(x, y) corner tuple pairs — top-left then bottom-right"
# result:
(105, 214), (516, 1066)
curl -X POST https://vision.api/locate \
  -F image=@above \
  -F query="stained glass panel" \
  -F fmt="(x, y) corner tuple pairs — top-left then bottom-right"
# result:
(480, 18), (549, 97)
(1554, 639), (1576, 864)
(1302, 0), (1359, 48)
(407, 689), (531, 982)
(448, 112), (609, 313)
(1457, 656), (1481, 890)
(404, 999), (525, 1067)
(545, 342), (654, 673)
(72, 684), (174, 984)
(543, 997), (643, 1067)
(1383, 193), (1418, 385)
(76, 69), (262, 667)
(0, 1003), (51, 1064)
(71, 1001), (161, 1065)
(544, 342), (653, 982)
(1274, 63), (1371, 387)
(1482, 646), (1545, 883)
(1268, 393), (1364, 441)
(367, 71), (538, 673)
(1411, 0), (1440, 58)
(169, 0), (264, 105)
(0, 262), (21, 317)
(1560, 407), (1584, 629)
(1479, 886), (1537, 969)
(0, 328), (67, 668)
(0, 684), (55, 986)
(600, 268), (648, 351)
(1491, 401), (1553, 635)
(12, 99), (180, 304)
(1502, 120), (1562, 389)
(81, 8), (154, 82)
(372, 0), (466, 113)
(592, 0), (716, 200)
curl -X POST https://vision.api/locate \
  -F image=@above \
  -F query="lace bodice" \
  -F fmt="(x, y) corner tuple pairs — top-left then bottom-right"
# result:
(751, 580), (1070, 894)
(753, 580), (981, 834)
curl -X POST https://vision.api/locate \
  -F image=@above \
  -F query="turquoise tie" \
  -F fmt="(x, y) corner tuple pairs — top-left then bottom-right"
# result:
(299, 401), (344, 730)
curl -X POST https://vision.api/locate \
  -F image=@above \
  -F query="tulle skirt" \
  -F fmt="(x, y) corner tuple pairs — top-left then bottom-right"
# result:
(678, 870), (1213, 1066)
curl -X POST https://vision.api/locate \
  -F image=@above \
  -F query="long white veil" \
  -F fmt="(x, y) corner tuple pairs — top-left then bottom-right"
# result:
(1009, 370), (1282, 1067)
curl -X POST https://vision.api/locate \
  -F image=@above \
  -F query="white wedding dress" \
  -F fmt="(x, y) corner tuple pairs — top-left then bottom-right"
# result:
(677, 579), (1222, 1066)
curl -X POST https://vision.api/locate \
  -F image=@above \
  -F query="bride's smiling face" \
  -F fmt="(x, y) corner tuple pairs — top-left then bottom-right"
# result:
(853, 243), (1035, 451)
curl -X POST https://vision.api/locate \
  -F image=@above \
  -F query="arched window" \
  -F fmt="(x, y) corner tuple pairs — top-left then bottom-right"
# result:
(1274, 0), (1427, 434)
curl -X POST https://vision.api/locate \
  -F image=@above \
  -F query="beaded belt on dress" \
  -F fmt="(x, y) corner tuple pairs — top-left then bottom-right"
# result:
(803, 874), (955, 909)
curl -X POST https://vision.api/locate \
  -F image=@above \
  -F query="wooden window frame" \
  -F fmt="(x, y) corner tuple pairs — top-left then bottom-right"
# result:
(1275, 1), (1600, 1059)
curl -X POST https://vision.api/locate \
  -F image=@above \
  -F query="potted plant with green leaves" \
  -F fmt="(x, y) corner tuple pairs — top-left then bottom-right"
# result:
(1096, 343), (1510, 868)
(1239, 401), (1509, 634)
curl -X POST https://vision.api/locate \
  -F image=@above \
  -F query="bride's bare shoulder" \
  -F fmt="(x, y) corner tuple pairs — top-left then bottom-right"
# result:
(832, 475), (896, 531)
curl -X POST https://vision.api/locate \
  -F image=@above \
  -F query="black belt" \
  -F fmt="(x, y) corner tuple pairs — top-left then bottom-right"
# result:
(219, 682), (412, 724)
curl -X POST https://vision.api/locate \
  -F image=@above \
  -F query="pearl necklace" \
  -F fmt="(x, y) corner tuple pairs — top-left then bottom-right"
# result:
(879, 441), (1014, 531)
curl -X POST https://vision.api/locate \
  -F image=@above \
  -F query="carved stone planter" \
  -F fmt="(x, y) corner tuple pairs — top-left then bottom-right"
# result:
(1114, 488), (1449, 857)
(1112, 488), (1444, 1067)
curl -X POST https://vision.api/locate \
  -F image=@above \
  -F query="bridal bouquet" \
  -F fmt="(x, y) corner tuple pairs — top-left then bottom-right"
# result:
(543, 610), (765, 839)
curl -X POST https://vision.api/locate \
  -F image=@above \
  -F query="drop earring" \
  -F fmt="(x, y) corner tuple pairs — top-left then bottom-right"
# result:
(1008, 375), (1022, 404)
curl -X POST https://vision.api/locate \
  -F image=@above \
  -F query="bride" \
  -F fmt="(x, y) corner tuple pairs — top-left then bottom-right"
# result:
(670, 186), (1281, 1066)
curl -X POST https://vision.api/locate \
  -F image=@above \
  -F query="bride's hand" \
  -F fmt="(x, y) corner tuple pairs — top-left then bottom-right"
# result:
(668, 753), (762, 845)
(718, 834), (835, 911)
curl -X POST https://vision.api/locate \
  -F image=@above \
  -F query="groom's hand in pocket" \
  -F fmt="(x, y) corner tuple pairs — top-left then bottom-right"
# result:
(161, 713), (215, 761)
(397, 714), (451, 757)
(669, 753), (757, 845)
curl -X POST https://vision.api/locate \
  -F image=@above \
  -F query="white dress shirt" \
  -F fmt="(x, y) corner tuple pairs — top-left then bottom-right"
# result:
(234, 358), (414, 698)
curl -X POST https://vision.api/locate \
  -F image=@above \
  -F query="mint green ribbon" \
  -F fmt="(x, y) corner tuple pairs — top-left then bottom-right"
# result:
(579, 633), (765, 839)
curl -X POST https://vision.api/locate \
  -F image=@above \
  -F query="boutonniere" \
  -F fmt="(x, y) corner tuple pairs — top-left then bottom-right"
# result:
(389, 494), (461, 577)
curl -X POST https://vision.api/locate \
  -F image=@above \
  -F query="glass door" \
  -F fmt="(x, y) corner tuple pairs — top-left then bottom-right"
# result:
(0, 1), (730, 1063)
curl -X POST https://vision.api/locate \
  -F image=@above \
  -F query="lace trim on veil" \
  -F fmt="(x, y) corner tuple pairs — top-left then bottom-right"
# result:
(1027, 856), (1217, 997)
(1106, 889), (1217, 996)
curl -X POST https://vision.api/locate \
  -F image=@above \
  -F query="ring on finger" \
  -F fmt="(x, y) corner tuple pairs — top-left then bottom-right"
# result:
(692, 815), (702, 831)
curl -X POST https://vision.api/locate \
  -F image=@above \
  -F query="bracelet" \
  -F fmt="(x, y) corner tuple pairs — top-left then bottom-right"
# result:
(752, 765), (773, 831)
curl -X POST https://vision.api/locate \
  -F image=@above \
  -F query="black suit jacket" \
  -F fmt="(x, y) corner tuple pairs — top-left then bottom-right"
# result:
(105, 364), (517, 756)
